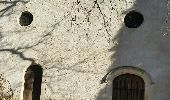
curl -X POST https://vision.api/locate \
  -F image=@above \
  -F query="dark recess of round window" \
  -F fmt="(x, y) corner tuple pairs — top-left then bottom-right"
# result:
(19, 11), (33, 26)
(124, 11), (144, 28)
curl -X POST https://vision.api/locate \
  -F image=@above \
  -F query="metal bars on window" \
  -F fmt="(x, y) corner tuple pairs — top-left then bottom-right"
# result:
(112, 74), (144, 100)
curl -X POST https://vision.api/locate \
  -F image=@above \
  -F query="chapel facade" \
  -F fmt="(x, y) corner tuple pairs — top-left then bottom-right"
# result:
(0, 0), (170, 100)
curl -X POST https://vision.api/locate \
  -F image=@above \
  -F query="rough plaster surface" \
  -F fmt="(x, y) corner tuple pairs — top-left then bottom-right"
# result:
(0, 0), (169, 100)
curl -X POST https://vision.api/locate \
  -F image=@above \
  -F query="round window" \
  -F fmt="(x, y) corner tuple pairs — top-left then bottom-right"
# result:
(124, 11), (144, 28)
(19, 11), (33, 26)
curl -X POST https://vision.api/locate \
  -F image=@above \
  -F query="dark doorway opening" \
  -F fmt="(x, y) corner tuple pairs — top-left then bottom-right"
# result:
(23, 64), (43, 100)
(124, 11), (144, 28)
(19, 11), (33, 26)
(112, 74), (145, 100)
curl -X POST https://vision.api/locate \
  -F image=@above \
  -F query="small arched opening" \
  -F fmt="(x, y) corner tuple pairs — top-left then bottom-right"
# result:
(23, 64), (43, 100)
(112, 73), (145, 100)
(103, 66), (152, 100)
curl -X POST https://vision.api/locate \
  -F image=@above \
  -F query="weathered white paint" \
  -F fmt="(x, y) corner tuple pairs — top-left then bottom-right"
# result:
(0, 0), (169, 100)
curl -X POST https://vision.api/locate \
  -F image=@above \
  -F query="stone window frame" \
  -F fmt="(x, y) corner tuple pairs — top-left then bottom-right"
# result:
(106, 66), (153, 100)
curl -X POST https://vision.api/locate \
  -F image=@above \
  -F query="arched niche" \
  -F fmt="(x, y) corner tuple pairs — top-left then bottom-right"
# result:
(105, 66), (153, 100)
(112, 73), (145, 100)
(23, 64), (43, 100)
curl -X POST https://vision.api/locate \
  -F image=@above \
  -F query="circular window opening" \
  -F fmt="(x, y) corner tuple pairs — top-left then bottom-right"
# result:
(124, 11), (144, 28)
(19, 11), (33, 26)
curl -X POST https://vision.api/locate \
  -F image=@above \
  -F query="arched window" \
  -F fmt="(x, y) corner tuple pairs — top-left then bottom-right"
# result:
(112, 74), (145, 100)
(23, 64), (43, 100)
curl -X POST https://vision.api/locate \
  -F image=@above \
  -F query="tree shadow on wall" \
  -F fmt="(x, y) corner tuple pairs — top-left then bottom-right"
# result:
(96, 0), (168, 99)
(0, 0), (29, 17)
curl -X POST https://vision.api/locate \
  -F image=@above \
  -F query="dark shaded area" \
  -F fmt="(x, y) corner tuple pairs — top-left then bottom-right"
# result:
(112, 74), (144, 100)
(124, 11), (144, 28)
(32, 65), (43, 100)
(23, 64), (43, 100)
(19, 11), (33, 26)
(0, 0), (29, 17)
(97, 0), (167, 99)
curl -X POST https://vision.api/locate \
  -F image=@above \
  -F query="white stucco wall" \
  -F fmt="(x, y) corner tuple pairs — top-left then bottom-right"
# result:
(0, 0), (169, 100)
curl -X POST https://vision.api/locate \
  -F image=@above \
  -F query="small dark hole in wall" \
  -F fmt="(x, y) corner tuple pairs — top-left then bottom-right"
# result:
(124, 11), (144, 28)
(19, 11), (33, 26)
(23, 64), (43, 100)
